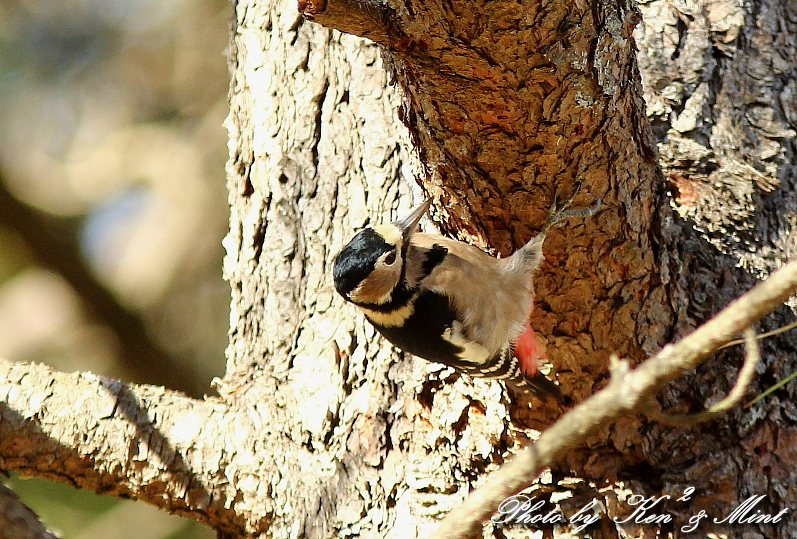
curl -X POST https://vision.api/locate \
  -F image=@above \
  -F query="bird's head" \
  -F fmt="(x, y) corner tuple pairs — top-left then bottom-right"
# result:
(333, 199), (431, 305)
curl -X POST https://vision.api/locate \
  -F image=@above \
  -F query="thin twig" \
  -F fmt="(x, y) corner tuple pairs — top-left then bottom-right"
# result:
(642, 327), (759, 426)
(720, 318), (797, 349)
(429, 259), (797, 539)
(746, 369), (797, 407)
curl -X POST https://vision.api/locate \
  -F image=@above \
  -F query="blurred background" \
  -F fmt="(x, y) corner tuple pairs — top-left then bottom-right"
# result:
(1, 0), (230, 536)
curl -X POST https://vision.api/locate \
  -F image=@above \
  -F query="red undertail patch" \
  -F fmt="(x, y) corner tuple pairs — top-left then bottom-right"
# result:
(512, 321), (548, 378)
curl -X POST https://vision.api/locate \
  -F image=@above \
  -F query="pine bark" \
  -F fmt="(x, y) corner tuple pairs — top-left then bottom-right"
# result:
(220, 0), (797, 535)
(1, 0), (796, 537)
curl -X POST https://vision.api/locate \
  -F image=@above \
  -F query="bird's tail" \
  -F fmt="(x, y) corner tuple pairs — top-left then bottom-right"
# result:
(470, 343), (562, 401)
(506, 371), (563, 401)
(506, 322), (563, 401)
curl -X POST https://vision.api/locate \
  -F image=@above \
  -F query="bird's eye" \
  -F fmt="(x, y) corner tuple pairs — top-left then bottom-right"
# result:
(384, 250), (397, 265)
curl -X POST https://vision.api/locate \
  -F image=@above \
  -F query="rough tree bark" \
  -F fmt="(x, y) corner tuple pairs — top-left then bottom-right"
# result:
(1, 0), (796, 537)
(223, 0), (663, 532)
(223, 0), (797, 534)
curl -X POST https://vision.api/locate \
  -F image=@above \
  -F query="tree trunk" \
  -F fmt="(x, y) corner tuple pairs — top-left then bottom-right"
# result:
(2, 0), (796, 537)
(222, 0), (797, 535)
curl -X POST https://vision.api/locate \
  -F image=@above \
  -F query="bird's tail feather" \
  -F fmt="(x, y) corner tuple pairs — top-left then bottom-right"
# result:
(463, 347), (562, 401)
(506, 371), (563, 401)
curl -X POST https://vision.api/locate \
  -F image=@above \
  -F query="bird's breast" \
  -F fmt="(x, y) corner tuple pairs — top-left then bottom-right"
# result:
(368, 290), (464, 366)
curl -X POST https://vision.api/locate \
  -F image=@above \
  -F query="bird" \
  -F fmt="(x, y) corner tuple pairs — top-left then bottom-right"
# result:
(332, 196), (599, 399)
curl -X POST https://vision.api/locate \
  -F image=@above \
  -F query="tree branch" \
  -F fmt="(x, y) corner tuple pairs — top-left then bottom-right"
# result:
(0, 360), (259, 536)
(297, 0), (406, 47)
(430, 258), (797, 539)
(642, 327), (759, 426)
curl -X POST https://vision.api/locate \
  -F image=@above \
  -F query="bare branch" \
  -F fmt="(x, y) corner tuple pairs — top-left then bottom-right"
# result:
(643, 327), (759, 426)
(0, 360), (257, 536)
(297, 0), (406, 47)
(430, 259), (797, 539)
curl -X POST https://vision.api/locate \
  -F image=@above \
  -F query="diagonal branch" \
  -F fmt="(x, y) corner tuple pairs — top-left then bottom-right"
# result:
(0, 359), (258, 536)
(430, 258), (797, 539)
(642, 327), (759, 426)
(298, 0), (406, 46)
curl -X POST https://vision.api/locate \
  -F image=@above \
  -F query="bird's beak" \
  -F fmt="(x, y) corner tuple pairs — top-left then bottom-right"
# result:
(395, 199), (432, 241)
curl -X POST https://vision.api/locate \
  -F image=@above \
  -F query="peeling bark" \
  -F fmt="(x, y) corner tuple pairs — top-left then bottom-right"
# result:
(0, 361), (256, 535)
(219, 0), (797, 535)
(1, 0), (796, 536)
(634, 2), (797, 537)
(221, 0), (672, 535)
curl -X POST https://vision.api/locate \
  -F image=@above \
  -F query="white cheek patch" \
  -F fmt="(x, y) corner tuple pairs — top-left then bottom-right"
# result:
(361, 300), (415, 327)
(443, 321), (491, 365)
(350, 281), (391, 305)
(349, 256), (401, 305)
(373, 224), (402, 246)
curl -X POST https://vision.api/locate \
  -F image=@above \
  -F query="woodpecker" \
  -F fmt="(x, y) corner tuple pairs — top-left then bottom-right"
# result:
(332, 197), (599, 399)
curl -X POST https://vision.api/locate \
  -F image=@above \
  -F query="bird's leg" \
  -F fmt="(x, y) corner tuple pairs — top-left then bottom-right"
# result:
(547, 193), (602, 230)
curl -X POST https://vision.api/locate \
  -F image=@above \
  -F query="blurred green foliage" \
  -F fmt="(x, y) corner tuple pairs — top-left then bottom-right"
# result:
(8, 473), (214, 539)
